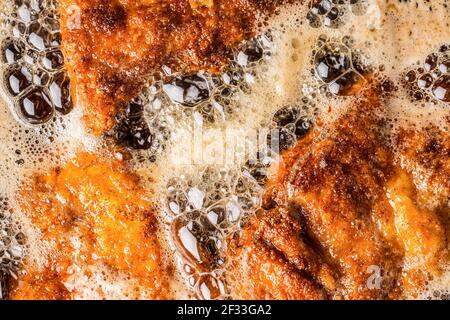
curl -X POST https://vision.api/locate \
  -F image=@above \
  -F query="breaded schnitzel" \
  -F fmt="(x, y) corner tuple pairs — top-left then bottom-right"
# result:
(59, 0), (288, 134)
(227, 83), (449, 299)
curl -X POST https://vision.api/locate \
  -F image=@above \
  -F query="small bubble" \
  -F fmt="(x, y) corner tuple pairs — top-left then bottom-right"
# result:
(405, 70), (417, 82)
(41, 50), (64, 71)
(432, 75), (450, 102)
(5, 65), (33, 96)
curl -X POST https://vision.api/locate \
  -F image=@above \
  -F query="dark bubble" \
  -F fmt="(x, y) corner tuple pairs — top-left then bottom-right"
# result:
(417, 73), (433, 89)
(50, 31), (62, 47)
(41, 50), (64, 71)
(438, 60), (450, 74)
(33, 68), (50, 86)
(1, 39), (25, 64)
(316, 0), (332, 15)
(314, 42), (351, 83)
(0, 271), (9, 300)
(404, 70), (417, 82)
(294, 118), (312, 138)
(17, 89), (54, 124)
(15, 232), (26, 246)
(235, 38), (265, 67)
(432, 75), (450, 102)
(125, 102), (144, 118)
(11, 20), (27, 38)
(328, 71), (363, 96)
(27, 21), (51, 51)
(116, 118), (153, 150)
(48, 72), (72, 114)
(5, 65), (33, 96)
(326, 7), (340, 20)
(412, 90), (424, 101)
(172, 215), (222, 272)
(378, 78), (397, 94)
(306, 11), (322, 28)
(268, 105), (312, 153)
(324, 7), (341, 28)
(424, 53), (438, 72)
(272, 105), (300, 127)
(163, 73), (210, 107)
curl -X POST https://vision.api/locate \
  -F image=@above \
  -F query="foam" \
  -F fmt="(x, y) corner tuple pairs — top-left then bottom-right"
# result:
(0, 0), (449, 300)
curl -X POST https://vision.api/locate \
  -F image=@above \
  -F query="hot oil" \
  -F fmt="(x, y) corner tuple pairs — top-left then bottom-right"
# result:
(0, 0), (449, 300)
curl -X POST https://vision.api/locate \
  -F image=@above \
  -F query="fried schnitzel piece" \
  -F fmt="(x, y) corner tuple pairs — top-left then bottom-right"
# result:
(227, 84), (449, 299)
(10, 152), (171, 300)
(59, 0), (287, 134)
(227, 207), (337, 299)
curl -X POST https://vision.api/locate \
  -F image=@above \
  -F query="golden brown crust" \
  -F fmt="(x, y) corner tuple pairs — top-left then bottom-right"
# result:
(227, 84), (449, 300)
(395, 124), (450, 207)
(60, 0), (288, 134)
(10, 152), (170, 300)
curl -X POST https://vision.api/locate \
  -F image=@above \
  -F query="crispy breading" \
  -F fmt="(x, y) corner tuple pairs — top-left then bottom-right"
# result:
(59, 0), (288, 134)
(10, 152), (171, 300)
(227, 84), (449, 299)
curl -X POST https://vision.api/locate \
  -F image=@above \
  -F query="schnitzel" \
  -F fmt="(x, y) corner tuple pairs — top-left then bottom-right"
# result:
(59, 0), (288, 134)
(227, 82), (449, 299)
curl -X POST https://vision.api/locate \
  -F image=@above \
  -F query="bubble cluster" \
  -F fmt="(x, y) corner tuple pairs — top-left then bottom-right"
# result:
(165, 166), (262, 299)
(266, 105), (313, 153)
(312, 35), (370, 96)
(160, 33), (271, 123)
(0, 270), (8, 299)
(0, 197), (25, 293)
(113, 33), (272, 161)
(307, 0), (369, 29)
(112, 88), (174, 164)
(403, 45), (450, 103)
(0, 0), (73, 125)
